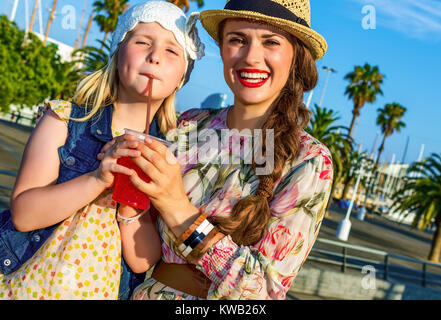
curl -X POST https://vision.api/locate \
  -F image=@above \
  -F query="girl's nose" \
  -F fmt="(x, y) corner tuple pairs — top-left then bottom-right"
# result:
(147, 47), (161, 65)
(148, 55), (160, 64)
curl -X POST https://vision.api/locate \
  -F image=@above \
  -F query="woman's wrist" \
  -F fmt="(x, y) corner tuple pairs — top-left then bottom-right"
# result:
(174, 211), (226, 264)
(161, 200), (201, 237)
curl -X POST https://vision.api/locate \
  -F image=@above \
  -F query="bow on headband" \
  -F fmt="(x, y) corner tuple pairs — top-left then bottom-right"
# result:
(185, 12), (205, 61)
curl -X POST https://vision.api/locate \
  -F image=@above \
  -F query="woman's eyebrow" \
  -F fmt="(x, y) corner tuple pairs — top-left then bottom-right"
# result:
(261, 33), (284, 39)
(225, 31), (284, 39)
(225, 31), (247, 37)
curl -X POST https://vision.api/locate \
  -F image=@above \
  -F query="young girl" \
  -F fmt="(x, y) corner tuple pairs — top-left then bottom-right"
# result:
(0, 1), (204, 300)
(101, 0), (333, 300)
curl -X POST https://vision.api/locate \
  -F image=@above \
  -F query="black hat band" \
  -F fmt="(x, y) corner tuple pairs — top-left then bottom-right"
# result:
(224, 0), (310, 29)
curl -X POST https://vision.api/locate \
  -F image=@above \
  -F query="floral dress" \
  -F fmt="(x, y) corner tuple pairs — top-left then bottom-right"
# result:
(132, 106), (333, 300)
(0, 100), (122, 300)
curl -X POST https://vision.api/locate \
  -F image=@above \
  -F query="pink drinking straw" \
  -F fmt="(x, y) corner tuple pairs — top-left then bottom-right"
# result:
(145, 79), (153, 135)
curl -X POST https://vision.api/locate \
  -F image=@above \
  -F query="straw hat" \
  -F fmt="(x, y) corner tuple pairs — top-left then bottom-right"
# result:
(200, 0), (327, 60)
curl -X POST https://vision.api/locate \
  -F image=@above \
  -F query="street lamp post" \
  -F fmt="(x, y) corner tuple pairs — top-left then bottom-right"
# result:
(336, 159), (368, 241)
(305, 90), (314, 109)
(10, 0), (20, 21)
(318, 66), (337, 108)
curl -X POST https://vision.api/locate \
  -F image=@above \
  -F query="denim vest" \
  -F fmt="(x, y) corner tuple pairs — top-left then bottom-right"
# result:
(0, 102), (163, 299)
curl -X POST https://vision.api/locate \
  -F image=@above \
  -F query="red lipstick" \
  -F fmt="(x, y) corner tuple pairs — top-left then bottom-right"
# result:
(236, 69), (271, 88)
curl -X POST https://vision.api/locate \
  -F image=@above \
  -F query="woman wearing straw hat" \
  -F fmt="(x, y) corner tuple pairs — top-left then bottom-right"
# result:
(105, 0), (333, 300)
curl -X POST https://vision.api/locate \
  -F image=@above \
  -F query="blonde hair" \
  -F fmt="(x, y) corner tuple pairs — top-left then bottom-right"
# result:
(72, 46), (177, 135)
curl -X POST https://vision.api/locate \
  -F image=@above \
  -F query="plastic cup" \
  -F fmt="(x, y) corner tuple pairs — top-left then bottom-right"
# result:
(112, 128), (171, 210)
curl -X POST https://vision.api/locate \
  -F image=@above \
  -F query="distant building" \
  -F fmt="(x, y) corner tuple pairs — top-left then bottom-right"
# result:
(32, 32), (75, 62)
(201, 93), (228, 109)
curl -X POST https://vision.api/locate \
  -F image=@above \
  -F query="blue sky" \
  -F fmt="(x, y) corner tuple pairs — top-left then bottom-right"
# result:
(2, 0), (441, 164)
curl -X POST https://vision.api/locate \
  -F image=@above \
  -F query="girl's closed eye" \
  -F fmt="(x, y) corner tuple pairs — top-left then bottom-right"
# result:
(167, 48), (178, 55)
(136, 40), (150, 46)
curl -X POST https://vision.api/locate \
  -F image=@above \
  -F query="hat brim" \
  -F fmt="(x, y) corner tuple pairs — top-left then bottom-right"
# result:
(200, 9), (327, 61)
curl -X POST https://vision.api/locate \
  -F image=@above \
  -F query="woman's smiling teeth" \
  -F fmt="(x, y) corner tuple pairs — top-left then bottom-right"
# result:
(239, 71), (270, 83)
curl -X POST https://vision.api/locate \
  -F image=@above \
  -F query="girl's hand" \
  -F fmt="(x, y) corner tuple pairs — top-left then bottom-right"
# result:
(93, 134), (141, 188)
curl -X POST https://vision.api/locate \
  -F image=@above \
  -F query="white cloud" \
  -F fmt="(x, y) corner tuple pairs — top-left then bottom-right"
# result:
(351, 0), (441, 41)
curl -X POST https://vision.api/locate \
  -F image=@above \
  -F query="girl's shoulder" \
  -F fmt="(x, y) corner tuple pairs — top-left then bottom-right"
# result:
(36, 99), (73, 125)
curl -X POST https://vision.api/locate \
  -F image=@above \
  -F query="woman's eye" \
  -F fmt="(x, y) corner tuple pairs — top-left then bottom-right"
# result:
(167, 49), (178, 55)
(229, 38), (245, 45)
(265, 40), (280, 46)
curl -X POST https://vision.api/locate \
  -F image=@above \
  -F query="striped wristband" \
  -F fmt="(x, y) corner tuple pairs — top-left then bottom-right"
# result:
(178, 218), (215, 257)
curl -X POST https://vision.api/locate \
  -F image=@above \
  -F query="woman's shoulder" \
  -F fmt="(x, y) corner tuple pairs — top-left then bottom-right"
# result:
(287, 130), (333, 177)
(36, 99), (73, 125)
(178, 107), (227, 127)
(299, 131), (332, 161)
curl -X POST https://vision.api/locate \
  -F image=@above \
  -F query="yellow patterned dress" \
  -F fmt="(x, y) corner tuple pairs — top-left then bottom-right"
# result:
(0, 100), (123, 300)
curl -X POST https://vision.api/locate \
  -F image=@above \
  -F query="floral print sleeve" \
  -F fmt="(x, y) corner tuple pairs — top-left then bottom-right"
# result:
(196, 147), (333, 300)
(36, 100), (72, 125)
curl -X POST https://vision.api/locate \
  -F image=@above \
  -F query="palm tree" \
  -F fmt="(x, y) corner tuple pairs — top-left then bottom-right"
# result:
(93, 0), (129, 51)
(375, 103), (406, 169)
(344, 63), (384, 140)
(54, 57), (85, 100)
(28, 0), (40, 33)
(306, 104), (353, 214)
(74, 38), (111, 74)
(391, 153), (441, 262)
(340, 150), (371, 201)
(81, 8), (95, 49)
(43, 0), (58, 46)
(168, 0), (205, 12)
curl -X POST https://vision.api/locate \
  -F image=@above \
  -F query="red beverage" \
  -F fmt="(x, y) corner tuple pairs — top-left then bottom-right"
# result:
(112, 79), (158, 210)
(113, 156), (151, 210)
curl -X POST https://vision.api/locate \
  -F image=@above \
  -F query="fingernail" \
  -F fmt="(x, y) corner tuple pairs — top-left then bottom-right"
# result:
(145, 137), (153, 144)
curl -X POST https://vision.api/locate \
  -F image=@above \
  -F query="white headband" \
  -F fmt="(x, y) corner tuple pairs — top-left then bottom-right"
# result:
(110, 1), (205, 85)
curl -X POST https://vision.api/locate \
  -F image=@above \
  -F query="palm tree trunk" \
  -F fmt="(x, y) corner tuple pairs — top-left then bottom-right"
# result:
(341, 178), (353, 200)
(100, 32), (109, 52)
(81, 10), (95, 49)
(375, 134), (387, 170)
(347, 114), (357, 141)
(28, 0), (39, 33)
(43, 0), (58, 46)
(428, 214), (441, 262)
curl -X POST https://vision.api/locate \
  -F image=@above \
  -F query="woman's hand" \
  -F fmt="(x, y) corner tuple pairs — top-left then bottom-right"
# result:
(129, 137), (199, 235)
(93, 134), (141, 188)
